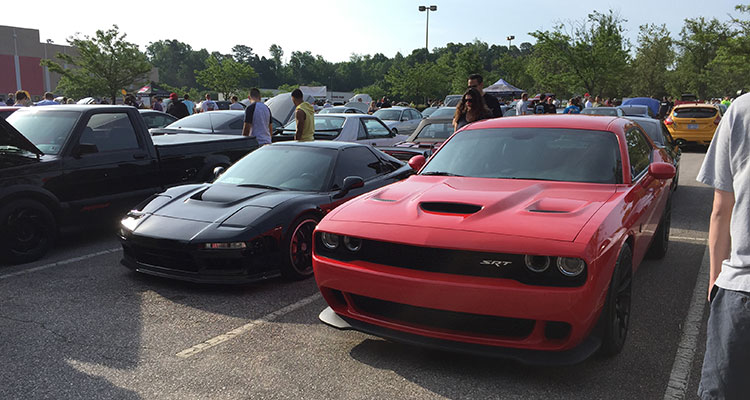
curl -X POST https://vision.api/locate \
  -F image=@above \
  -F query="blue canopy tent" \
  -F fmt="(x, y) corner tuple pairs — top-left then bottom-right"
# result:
(621, 97), (660, 117)
(484, 79), (524, 97)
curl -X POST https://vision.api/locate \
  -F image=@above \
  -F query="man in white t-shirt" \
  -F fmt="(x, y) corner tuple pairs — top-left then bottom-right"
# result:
(242, 88), (273, 145)
(516, 92), (529, 115)
(201, 94), (218, 112)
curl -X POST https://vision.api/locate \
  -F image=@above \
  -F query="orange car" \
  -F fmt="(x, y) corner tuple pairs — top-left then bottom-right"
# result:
(665, 104), (721, 146)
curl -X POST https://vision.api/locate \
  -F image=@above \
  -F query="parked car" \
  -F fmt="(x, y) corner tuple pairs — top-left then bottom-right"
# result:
(665, 104), (721, 146)
(276, 114), (408, 146)
(617, 105), (655, 118)
(150, 110), (284, 136)
(378, 116), (454, 161)
(0, 106), (19, 119)
(581, 107), (625, 117)
(313, 114), (675, 365)
(119, 141), (414, 283)
(426, 106), (456, 119)
(138, 109), (178, 132)
(1, 105), (259, 264)
(372, 107), (423, 135)
(420, 106), (439, 118)
(627, 116), (681, 190)
(443, 95), (462, 107)
(621, 97), (661, 117)
(319, 107), (365, 114)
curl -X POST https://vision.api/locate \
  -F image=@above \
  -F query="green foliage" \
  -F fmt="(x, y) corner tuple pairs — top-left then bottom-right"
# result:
(42, 25), (151, 103)
(355, 83), (386, 100)
(146, 40), (208, 89)
(671, 17), (731, 99)
(631, 24), (674, 98)
(529, 11), (631, 97)
(195, 54), (257, 99)
(277, 83), (299, 93)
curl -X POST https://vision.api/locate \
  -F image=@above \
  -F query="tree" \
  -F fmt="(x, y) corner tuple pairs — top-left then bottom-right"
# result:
(707, 5), (750, 96)
(671, 17), (730, 99)
(269, 44), (284, 73)
(631, 24), (674, 97)
(195, 54), (257, 99)
(529, 11), (631, 97)
(146, 39), (207, 89)
(42, 25), (151, 103)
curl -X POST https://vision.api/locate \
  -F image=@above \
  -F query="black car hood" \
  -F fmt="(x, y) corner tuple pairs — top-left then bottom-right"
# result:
(150, 184), (307, 224)
(0, 116), (43, 156)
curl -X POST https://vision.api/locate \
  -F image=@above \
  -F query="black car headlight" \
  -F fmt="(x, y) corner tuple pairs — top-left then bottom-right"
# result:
(343, 236), (362, 252)
(120, 211), (145, 232)
(320, 232), (340, 250)
(556, 257), (586, 277)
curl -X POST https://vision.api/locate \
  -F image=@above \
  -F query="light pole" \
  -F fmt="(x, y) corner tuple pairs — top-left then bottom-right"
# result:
(506, 35), (515, 51)
(418, 5), (437, 52)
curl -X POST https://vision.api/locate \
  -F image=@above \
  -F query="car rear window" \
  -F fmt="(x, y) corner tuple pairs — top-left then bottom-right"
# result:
(673, 107), (717, 119)
(282, 116), (346, 136)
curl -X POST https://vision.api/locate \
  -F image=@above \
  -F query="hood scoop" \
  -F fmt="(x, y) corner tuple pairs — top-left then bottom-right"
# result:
(420, 202), (482, 215)
(188, 184), (265, 204)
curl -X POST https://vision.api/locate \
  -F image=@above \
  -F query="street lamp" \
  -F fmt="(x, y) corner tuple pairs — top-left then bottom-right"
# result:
(418, 5), (437, 52)
(507, 35), (515, 50)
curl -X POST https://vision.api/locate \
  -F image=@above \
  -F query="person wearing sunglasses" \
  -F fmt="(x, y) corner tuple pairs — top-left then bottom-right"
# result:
(453, 87), (491, 131)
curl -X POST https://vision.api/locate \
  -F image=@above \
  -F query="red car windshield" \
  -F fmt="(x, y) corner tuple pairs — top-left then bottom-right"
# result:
(421, 128), (622, 184)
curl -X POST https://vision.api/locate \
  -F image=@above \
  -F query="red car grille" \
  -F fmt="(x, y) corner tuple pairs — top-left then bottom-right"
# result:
(316, 236), (586, 287)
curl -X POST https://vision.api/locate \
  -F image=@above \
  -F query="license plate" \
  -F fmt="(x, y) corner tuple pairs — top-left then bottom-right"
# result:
(688, 124), (699, 129)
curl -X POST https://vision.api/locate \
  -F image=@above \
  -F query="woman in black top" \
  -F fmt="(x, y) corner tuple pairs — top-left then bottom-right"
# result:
(453, 87), (491, 131)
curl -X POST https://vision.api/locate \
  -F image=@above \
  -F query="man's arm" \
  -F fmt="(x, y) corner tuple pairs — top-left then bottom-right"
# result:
(708, 188), (734, 300)
(294, 109), (306, 141)
(242, 122), (252, 137)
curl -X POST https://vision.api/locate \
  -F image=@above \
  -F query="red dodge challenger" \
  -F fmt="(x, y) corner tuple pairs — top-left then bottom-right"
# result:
(312, 115), (675, 365)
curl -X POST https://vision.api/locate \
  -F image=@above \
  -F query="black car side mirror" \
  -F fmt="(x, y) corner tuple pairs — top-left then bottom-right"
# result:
(76, 143), (99, 157)
(334, 176), (364, 199)
(213, 166), (226, 180)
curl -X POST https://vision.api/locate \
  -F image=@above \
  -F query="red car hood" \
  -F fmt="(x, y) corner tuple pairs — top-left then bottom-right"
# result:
(329, 176), (617, 242)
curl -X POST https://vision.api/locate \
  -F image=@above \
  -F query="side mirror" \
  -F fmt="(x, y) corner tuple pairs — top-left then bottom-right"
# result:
(649, 162), (676, 180)
(408, 155), (426, 171)
(76, 143), (99, 157)
(213, 166), (226, 180)
(334, 176), (364, 198)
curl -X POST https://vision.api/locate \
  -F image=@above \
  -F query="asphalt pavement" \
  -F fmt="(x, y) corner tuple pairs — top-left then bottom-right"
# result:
(0, 151), (712, 400)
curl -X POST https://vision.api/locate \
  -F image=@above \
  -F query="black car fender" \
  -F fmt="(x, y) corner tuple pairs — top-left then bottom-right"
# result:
(0, 185), (64, 221)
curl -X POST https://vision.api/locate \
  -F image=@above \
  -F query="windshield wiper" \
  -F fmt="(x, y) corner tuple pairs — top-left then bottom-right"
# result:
(237, 183), (286, 191)
(421, 171), (463, 177)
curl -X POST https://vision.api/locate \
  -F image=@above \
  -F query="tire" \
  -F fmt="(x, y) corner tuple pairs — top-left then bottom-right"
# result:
(0, 199), (57, 264)
(600, 245), (633, 357)
(280, 215), (320, 280)
(647, 202), (671, 259)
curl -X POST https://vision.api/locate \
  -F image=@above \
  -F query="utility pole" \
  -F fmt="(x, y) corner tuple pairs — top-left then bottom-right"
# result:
(418, 5), (438, 52)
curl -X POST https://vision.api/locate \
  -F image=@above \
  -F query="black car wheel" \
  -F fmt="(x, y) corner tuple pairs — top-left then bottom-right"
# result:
(0, 199), (57, 264)
(281, 215), (320, 280)
(600, 245), (633, 357)
(647, 202), (671, 259)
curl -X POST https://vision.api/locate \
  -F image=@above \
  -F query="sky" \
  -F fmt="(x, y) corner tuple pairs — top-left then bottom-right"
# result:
(2, 0), (744, 63)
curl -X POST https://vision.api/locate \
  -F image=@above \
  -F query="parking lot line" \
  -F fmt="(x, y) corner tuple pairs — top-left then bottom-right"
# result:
(0, 248), (121, 280)
(663, 243), (710, 399)
(176, 292), (323, 359)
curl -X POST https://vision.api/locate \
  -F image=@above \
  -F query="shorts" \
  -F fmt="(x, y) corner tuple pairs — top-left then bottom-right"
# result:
(698, 287), (750, 399)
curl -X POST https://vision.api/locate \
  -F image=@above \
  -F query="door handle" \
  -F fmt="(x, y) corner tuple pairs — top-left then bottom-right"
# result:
(133, 153), (147, 160)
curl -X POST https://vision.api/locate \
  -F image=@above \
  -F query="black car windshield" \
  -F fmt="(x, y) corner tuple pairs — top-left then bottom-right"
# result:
(215, 145), (336, 191)
(373, 110), (401, 121)
(415, 122), (454, 140)
(282, 116), (345, 136)
(428, 107), (456, 119)
(6, 109), (80, 155)
(421, 128), (622, 184)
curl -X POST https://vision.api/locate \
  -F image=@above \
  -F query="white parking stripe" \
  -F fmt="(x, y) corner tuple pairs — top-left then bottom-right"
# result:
(176, 292), (323, 359)
(0, 247), (121, 280)
(670, 236), (708, 243)
(663, 244), (710, 399)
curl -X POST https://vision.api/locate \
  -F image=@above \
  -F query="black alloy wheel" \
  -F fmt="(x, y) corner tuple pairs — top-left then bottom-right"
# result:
(0, 199), (57, 264)
(600, 245), (633, 356)
(281, 215), (320, 280)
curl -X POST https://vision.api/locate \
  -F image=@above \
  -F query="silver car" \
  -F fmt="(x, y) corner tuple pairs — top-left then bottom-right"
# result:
(372, 106), (423, 135)
(278, 114), (408, 147)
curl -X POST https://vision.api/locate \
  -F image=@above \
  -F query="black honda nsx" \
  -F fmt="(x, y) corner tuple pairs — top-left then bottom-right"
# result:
(119, 141), (413, 283)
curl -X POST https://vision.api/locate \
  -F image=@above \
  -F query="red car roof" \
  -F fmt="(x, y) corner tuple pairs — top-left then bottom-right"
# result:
(463, 115), (621, 132)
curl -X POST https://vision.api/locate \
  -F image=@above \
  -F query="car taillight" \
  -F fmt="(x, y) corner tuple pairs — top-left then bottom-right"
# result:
(714, 115), (721, 125)
(665, 117), (673, 125)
